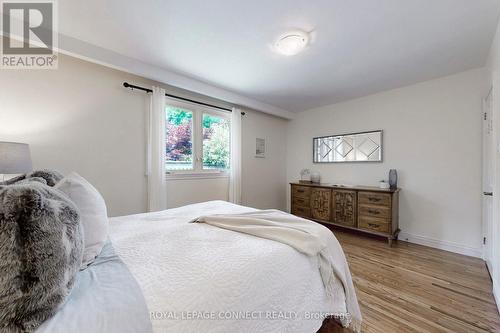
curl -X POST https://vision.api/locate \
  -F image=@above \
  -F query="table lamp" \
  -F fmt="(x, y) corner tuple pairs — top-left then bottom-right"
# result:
(0, 142), (33, 181)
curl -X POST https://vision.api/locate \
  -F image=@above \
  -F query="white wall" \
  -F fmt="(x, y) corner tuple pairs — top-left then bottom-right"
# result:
(0, 55), (288, 216)
(287, 68), (489, 257)
(242, 109), (287, 210)
(486, 18), (500, 311)
(166, 177), (230, 208)
(0, 55), (150, 217)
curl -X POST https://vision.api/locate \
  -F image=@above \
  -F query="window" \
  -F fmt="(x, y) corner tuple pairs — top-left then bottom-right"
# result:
(166, 107), (193, 170)
(165, 101), (230, 175)
(202, 113), (230, 170)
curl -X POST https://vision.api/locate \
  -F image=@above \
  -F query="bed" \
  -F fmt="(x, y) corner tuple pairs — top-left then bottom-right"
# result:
(36, 200), (354, 333)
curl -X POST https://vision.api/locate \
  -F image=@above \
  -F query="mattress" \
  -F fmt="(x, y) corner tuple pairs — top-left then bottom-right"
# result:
(109, 201), (347, 333)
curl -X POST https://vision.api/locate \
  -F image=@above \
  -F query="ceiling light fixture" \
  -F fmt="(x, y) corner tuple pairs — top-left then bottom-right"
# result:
(274, 31), (309, 56)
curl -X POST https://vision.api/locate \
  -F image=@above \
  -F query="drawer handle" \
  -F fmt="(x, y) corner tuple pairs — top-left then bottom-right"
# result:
(368, 209), (380, 215)
(368, 197), (381, 202)
(368, 223), (380, 228)
(297, 189), (305, 193)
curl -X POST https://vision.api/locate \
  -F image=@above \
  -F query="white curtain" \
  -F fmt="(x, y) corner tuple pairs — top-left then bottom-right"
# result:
(147, 86), (167, 212)
(229, 107), (242, 204)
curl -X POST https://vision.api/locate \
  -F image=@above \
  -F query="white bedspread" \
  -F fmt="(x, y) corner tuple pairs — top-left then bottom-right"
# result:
(109, 201), (347, 333)
(194, 209), (361, 332)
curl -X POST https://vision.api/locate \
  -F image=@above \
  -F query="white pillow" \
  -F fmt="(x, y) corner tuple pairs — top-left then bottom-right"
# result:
(55, 172), (108, 269)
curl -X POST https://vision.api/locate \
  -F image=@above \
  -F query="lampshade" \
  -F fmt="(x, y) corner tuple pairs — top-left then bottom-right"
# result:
(0, 142), (33, 174)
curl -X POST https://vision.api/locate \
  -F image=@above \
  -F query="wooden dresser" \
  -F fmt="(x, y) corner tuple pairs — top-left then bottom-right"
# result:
(291, 182), (400, 245)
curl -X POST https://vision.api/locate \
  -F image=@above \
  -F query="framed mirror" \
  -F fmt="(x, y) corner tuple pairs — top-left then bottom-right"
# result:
(313, 130), (383, 163)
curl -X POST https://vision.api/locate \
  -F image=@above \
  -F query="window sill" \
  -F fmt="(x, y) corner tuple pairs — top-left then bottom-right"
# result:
(166, 171), (230, 180)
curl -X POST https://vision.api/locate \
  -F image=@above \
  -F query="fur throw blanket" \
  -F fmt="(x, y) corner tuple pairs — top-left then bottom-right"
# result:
(0, 179), (83, 332)
(0, 170), (64, 187)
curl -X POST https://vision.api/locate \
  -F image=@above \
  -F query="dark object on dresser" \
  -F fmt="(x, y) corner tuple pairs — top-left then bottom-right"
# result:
(389, 169), (398, 189)
(290, 182), (400, 245)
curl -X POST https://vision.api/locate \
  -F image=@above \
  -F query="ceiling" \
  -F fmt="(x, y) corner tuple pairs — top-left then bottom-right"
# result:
(59, 0), (500, 112)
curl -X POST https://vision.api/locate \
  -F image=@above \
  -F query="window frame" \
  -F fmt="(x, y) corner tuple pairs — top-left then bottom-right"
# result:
(165, 98), (231, 179)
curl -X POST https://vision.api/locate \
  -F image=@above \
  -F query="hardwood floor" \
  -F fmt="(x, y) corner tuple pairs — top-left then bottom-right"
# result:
(331, 229), (500, 333)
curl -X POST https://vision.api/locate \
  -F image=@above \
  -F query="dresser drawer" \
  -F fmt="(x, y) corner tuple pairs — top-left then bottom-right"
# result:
(359, 216), (390, 233)
(358, 192), (391, 207)
(358, 204), (391, 219)
(292, 185), (311, 199)
(293, 196), (310, 208)
(292, 205), (311, 218)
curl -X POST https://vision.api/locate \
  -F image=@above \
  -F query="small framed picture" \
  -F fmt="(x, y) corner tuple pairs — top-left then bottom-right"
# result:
(255, 138), (265, 158)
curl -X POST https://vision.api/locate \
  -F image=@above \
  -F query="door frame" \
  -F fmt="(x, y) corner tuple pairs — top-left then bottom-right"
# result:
(482, 86), (494, 273)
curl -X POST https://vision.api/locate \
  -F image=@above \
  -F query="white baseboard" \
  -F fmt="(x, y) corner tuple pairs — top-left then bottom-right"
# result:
(398, 232), (483, 258)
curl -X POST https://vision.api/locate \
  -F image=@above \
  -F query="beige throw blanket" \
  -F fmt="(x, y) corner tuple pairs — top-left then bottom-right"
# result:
(194, 209), (362, 332)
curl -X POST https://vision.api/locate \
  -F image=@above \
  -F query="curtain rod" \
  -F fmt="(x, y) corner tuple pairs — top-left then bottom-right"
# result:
(123, 82), (245, 115)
